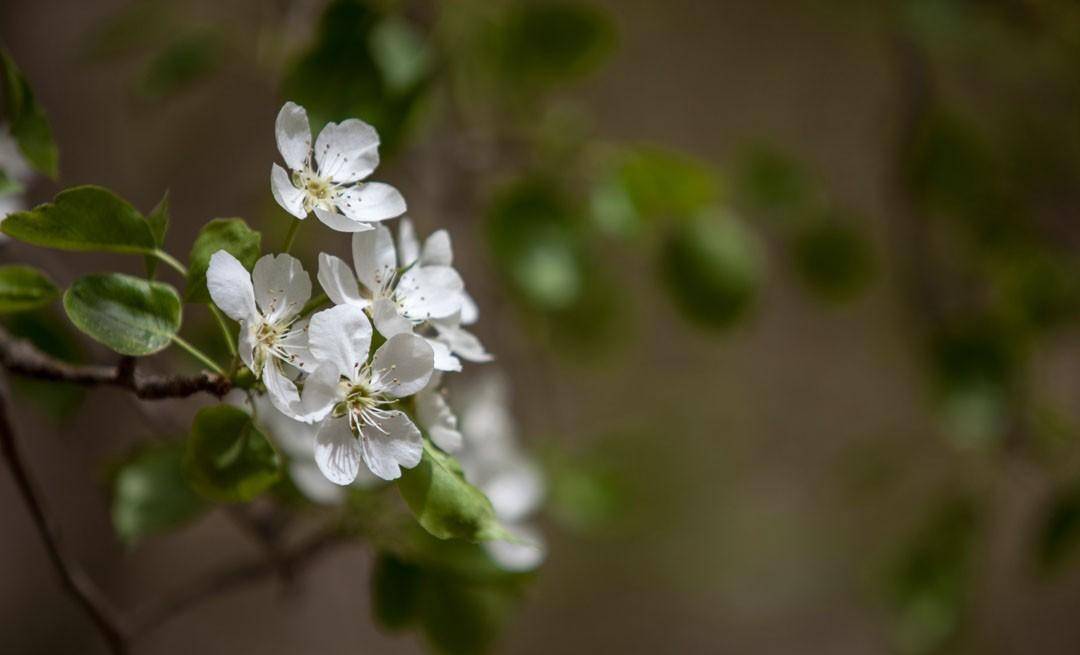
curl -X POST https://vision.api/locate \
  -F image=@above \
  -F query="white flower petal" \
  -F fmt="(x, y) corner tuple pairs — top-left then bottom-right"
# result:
(430, 338), (462, 372)
(290, 462), (347, 505)
(237, 319), (256, 372)
(351, 224), (397, 293)
(484, 523), (546, 572)
(459, 290), (479, 325)
(308, 304), (372, 380)
(313, 207), (376, 233)
(263, 362), (305, 420)
(359, 410), (422, 481)
(252, 253), (311, 324)
(483, 459), (545, 522)
(300, 360), (343, 422)
(336, 182), (406, 223)
(314, 418), (363, 486)
(271, 163), (307, 219)
(317, 253), (366, 308)
(397, 265), (464, 321)
(370, 297), (414, 338)
(275, 101), (312, 171)
(313, 118), (379, 183)
(371, 333), (433, 398)
(421, 229), (453, 267)
(278, 317), (316, 372)
(255, 395), (317, 459)
(398, 217), (420, 268)
(434, 321), (493, 363)
(417, 389), (462, 452)
(207, 250), (257, 322)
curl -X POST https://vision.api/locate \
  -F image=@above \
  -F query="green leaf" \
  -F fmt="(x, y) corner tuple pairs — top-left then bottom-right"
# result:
(398, 441), (505, 542)
(660, 212), (763, 330)
(63, 273), (181, 356)
(790, 212), (875, 302)
(282, 0), (432, 158)
(146, 191), (170, 247)
(372, 552), (423, 629)
(0, 168), (23, 197)
(734, 144), (813, 221)
(2, 185), (156, 254)
(616, 146), (719, 221)
(371, 538), (530, 654)
(494, 1), (617, 88)
(111, 442), (209, 544)
(0, 265), (58, 313)
(370, 17), (433, 94)
(888, 497), (979, 655)
(486, 176), (585, 311)
(1037, 483), (1080, 576)
(143, 191), (170, 276)
(138, 31), (226, 100)
(0, 48), (58, 178)
(185, 218), (261, 302)
(184, 405), (281, 503)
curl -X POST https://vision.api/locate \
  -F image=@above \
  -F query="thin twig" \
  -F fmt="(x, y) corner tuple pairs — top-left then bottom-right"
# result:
(0, 326), (231, 399)
(130, 527), (347, 637)
(0, 387), (132, 654)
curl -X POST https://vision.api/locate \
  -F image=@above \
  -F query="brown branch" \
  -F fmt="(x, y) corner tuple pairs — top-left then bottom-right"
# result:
(130, 527), (347, 637)
(0, 326), (231, 399)
(0, 387), (132, 654)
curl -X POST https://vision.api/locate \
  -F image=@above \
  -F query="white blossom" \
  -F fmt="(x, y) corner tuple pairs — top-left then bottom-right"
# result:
(207, 250), (313, 418)
(271, 101), (406, 232)
(415, 372), (463, 452)
(317, 220), (490, 372)
(244, 393), (377, 505)
(301, 304), (434, 483)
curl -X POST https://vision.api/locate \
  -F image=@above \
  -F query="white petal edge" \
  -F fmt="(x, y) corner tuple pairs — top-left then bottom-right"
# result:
(337, 182), (406, 223)
(313, 207), (376, 233)
(271, 163), (307, 219)
(314, 118), (380, 183)
(397, 217), (420, 268)
(314, 418), (363, 486)
(307, 304), (372, 380)
(421, 229), (453, 267)
(371, 333), (434, 398)
(317, 252), (367, 308)
(252, 253), (312, 324)
(275, 101), (312, 171)
(351, 224), (397, 293)
(359, 411), (423, 481)
(207, 250), (257, 322)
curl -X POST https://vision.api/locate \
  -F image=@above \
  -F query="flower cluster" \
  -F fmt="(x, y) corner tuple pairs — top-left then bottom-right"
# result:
(208, 102), (498, 492)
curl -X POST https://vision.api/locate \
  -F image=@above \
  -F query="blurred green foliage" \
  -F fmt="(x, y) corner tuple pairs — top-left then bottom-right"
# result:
(2, 308), (86, 420)
(887, 496), (980, 655)
(110, 442), (209, 544)
(660, 212), (762, 330)
(282, 0), (433, 156)
(372, 529), (531, 655)
(138, 31), (225, 101)
(184, 405), (282, 503)
(0, 47), (57, 177)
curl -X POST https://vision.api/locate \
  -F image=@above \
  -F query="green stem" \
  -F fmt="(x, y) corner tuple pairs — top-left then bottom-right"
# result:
(282, 220), (301, 254)
(153, 249), (188, 276)
(171, 335), (227, 376)
(209, 305), (238, 358)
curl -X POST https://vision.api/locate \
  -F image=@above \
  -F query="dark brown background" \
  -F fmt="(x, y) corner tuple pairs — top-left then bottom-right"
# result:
(2, 1), (1080, 653)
